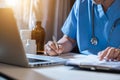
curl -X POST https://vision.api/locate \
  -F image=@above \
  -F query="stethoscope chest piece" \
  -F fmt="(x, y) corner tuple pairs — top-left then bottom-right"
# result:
(90, 37), (98, 45)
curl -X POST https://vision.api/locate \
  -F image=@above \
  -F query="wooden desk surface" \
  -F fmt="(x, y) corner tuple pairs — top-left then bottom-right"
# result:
(0, 53), (120, 80)
(0, 63), (120, 80)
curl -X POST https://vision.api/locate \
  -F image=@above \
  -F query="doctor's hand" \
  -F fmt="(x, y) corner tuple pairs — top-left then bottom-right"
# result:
(98, 47), (120, 61)
(44, 41), (64, 56)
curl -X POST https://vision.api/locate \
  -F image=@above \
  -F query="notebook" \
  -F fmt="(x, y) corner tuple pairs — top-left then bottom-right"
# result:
(65, 54), (120, 73)
(0, 8), (66, 67)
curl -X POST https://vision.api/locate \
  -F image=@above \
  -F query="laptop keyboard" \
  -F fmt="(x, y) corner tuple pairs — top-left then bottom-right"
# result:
(28, 58), (47, 63)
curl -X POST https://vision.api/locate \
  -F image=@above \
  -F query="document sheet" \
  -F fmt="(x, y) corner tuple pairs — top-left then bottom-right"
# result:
(65, 54), (120, 69)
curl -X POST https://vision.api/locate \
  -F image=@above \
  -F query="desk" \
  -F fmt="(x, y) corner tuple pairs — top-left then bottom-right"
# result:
(0, 53), (120, 80)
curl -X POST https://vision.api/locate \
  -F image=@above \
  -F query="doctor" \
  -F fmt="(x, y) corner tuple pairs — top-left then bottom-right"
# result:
(45, 0), (120, 61)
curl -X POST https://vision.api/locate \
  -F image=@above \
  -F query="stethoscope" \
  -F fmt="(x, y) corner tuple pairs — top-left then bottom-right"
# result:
(90, 3), (120, 46)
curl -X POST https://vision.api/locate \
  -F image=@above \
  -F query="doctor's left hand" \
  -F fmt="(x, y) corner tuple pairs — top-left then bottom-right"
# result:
(98, 47), (120, 61)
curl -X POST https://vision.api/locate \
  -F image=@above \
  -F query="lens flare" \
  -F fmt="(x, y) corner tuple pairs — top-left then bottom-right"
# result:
(5, 0), (18, 7)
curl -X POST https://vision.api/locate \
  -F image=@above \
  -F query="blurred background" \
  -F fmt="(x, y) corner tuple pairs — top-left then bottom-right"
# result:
(0, 0), (75, 43)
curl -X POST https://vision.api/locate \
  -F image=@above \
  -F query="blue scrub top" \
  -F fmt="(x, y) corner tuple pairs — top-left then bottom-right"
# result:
(62, 0), (120, 55)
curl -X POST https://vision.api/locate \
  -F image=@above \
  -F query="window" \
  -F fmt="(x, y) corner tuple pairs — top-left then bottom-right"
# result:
(0, 0), (32, 29)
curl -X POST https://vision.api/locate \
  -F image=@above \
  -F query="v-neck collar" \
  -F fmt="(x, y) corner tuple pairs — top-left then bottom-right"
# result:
(96, 4), (108, 25)
(97, 4), (106, 18)
(96, 0), (119, 21)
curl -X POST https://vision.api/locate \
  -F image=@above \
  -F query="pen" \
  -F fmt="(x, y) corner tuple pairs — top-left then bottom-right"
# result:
(52, 36), (59, 50)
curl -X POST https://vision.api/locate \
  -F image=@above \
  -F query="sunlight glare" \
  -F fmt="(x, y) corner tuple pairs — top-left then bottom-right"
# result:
(5, 0), (19, 7)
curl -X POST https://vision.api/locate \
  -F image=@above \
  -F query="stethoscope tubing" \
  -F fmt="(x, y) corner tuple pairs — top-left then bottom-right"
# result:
(91, 3), (120, 46)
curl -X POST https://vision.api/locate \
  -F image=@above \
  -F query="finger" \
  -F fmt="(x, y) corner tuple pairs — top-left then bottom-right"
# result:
(105, 47), (115, 61)
(44, 44), (49, 53)
(45, 44), (58, 56)
(116, 50), (120, 61)
(44, 44), (51, 56)
(44, 44), (51, 55)
(99, 47), (111, 60)
(116, 54), (120, 61)
(48, 41), (57, 50)
(113, 49), (120, 60)
(47, 49), (58, 56)
(55, 44), (64, 55)
(44, 51), (49, 56)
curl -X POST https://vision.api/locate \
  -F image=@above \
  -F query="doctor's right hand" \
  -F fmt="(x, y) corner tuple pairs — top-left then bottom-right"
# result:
(98, 47), (120, 61)
(44, 41), (64, 56)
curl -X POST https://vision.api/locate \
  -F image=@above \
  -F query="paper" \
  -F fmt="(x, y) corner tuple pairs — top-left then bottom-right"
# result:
(66, 54), (120, 68)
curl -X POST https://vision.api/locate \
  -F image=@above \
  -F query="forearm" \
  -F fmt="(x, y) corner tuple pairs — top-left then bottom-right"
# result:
(57, 35), (76, 53)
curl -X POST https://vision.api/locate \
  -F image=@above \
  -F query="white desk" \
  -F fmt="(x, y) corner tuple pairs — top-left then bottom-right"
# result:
(0, 53), (120, 80)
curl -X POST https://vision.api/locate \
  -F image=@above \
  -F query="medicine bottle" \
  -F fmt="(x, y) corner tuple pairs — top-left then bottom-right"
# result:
(31, 21), (45, 54)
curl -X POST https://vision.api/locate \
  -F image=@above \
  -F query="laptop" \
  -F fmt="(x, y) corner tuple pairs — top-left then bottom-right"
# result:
(65, 54), (120, 73)
(0, 8), (66, 68)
